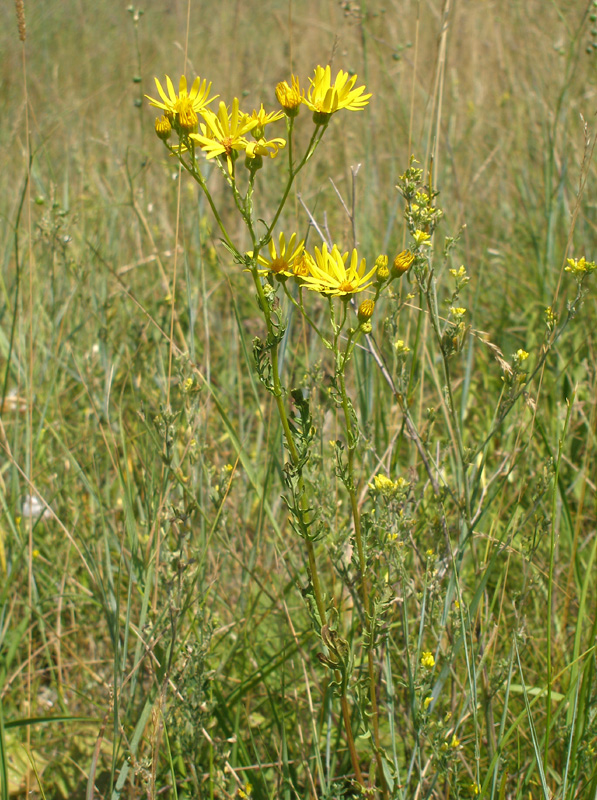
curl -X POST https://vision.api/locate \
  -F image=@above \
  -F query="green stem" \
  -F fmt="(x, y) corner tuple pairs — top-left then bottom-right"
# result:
(250, 271), (364, 787)
(422, 273), (472, 526)
(336, 319), (387, 798)
(261, 123), (326, 246)
(171, 144), (236, 253)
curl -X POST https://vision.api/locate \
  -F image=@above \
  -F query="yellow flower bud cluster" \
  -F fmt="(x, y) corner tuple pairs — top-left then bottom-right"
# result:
(370, 473), (409, 499)
(565, 256), (596, 276)
(421, 651), (435, 668)
(375, 254), (390, 281)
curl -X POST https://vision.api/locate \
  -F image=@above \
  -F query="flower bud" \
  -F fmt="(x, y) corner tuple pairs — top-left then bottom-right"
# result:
(275, 76), (302, 116)
(358, 299), (375, 323)
(155, 115), (172, 141)
(245, 153), (263, 172)
(392, 250), (414, 276)
(375, 255), (389, 281)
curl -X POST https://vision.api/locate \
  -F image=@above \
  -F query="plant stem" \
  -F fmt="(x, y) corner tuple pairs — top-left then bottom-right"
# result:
(336, 332), (387, 798)
(251, 272), (364, 788)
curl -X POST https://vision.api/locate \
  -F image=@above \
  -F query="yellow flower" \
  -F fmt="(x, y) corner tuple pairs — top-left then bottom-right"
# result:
(394, 339), (410, 355)
(565, 256), (596, 275)
(303, 65), (371, 119)
(292, 254), (311, 278)
(275, 75), (303, 115)
(413, 230), (431, 247)
(423, 696), (433, 710)
(252, 233), (305, 277)
(301, 243), (377, 296)
(421, 651), (435, 668)
(372, 474), (394, 492)
(515, 348), (529, 362)
(245, 136), (286, 160)
(146, 75), (217, 132)
(449, 734), (460, 749)
(244, 104), (285, 137)
(190, 98), (258, 173)
(450, 307), (467, 319)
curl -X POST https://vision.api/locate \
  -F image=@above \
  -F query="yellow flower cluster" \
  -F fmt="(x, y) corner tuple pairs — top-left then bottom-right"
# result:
(421, 651), (435, 668)
(147, 76), (286, 173)
(565, 256), (596, 276)
(147, 65), (371, 173)
(370, 473), (410, 498)
(251, 235), (379, 298)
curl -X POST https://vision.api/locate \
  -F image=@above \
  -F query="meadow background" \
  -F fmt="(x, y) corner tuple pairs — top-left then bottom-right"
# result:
(1, 0), (597, 798)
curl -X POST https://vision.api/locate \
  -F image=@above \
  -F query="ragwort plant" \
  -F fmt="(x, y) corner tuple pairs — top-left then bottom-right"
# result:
(147, 67), (597, 798)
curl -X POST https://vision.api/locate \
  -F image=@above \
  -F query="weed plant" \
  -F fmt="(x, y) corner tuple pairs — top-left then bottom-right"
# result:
(1, 1), (597, 799)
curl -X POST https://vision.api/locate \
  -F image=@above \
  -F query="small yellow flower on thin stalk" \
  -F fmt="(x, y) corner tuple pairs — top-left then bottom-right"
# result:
(413, 230), (432, 247)
(449, 265), (467, 279)
(303, 65), (372, 120)
(243, 104), (285, 138)
(421, 651), (435, 668)
(301, 243), (377, 297)
(372, 474), (394, 493)
(252, 233), (305, 278)
(275, 75), (303, 116)
(565, 256), (596, 276)
(191, 98), (258, 173)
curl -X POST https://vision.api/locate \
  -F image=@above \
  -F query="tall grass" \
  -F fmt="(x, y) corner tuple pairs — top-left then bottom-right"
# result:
(1, 1), (596, 798)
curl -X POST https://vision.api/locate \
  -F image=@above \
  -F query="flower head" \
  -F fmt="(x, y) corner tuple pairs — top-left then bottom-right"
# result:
(303, 65), (371, 120)
(301, 243), (377, 296)
(565, 256), (596, 276)
(275, 75), (303, 116)
(244, 104), (285, 138)
(245, 136), (286, 160)
(292, 254), (311, 278)
(252, 233), (305, 278)
(190, 98), (258, 173)
(146, 75), (217, 133)
(413, 230), (432, 247)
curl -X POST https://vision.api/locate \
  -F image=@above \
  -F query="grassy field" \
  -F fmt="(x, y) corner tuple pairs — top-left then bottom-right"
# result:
(1, 1), (597, 798)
